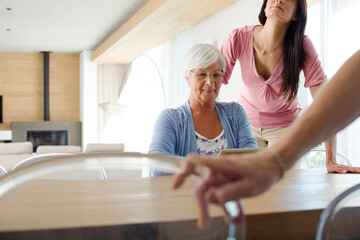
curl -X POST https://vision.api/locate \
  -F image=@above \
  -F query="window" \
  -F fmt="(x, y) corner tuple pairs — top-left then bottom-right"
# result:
(99, 44), (169, 153)
(305, 0), (360, 166)
(98, 29), (193, 153)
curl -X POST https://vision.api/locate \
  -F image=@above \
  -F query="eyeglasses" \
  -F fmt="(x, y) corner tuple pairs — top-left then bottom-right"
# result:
(190, 70), (225, 81)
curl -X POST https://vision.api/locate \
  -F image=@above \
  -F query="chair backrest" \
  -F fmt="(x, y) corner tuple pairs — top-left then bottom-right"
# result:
(0, 142), (33, 155)
(0, 154), (33, 172)
(301, 148), (351, 169)
(11, 153), (74, 172)
(85, 143), (125, 153)
(36, 145), (82, 154)
(11, 153), (106, 180)
(316, 183), (360, 239)
(0, 165), (7, 177)
(0, 142), (33, 171)
(0, 153), (246, 240)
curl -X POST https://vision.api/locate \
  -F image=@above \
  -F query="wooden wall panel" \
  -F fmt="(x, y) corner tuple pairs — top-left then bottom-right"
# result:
(49, 53), (80, 121)
(0, 53), (43, 130)
(0, 52), (80, 131)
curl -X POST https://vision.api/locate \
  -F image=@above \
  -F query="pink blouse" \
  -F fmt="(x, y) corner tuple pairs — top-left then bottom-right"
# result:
(221, 25), (327, 128)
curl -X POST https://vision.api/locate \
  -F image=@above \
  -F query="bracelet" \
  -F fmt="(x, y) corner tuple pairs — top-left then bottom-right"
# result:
(267, 148), (286, 179)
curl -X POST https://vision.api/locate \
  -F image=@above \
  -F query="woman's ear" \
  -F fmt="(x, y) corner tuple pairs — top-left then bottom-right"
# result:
(292, 14), (298, 21)
(185, 77), (190, 86)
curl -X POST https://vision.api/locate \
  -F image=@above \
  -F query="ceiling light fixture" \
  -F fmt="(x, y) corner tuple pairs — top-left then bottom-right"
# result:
(6, 8), (12, 11)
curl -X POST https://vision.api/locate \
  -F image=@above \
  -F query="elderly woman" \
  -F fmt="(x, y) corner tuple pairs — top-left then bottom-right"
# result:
(149, 44), (258, 157)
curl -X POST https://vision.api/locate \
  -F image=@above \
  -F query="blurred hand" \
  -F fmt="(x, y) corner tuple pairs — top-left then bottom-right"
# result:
(173, 151), (282, 229)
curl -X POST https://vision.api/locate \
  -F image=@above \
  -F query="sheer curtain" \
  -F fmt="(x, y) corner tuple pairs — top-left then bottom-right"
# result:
(167, 29), (193, 108)
(97, 28), (194, 153)
(97, 64), (126, 138)
(98, 44), (170, 153)
(306, 0), (360, 166)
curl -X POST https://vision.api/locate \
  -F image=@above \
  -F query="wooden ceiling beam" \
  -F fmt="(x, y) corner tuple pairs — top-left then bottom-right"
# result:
(91, 0), (237, 64)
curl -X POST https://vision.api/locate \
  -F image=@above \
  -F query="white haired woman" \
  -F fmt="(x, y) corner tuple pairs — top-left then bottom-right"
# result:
(149, 44), (258, 157)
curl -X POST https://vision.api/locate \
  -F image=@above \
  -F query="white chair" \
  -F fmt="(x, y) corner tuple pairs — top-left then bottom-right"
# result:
(36, 145), (82, 154)
(85, 143), (142, 178)
(0, 142), (33, 171)
(85, 143), (125, 153)
(0, 165), (7, 177)
(11, 153), (105, 180)
(301, 148), (351, 169)
(316, 183), (360, 239)
(11, 153), (74, 172)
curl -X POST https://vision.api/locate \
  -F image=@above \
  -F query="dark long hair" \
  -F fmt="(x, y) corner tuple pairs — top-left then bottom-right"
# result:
(259, 0), (307, 102)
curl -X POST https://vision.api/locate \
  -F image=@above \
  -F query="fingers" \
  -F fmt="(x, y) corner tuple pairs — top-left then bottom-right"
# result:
(188, 155), (241, 180)
(213, 179), (255, 203)
(193, 177), (212, 229)
(193, 168), (235, 229)
(187, 155), (260, 202)
(220, 204), (231, 224)
(327, 164), (360, 174)
(347, 167), (360, 173)
(173, 160), (197, 189)
(173, 154), (231, 189)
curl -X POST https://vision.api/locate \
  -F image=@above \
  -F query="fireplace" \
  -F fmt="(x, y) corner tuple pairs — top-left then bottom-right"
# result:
(27, 130), (68, 152)
(11, 121), (81, 152)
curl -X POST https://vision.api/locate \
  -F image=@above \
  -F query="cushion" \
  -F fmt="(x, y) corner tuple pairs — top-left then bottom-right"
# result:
(36, 145), (82, 154)
(0, 142), (33, 155)
(85, 143), (125, 153)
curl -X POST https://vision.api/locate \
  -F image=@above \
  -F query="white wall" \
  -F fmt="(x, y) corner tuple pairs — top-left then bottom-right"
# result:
(192, 0), (263, 102)
(80, 51), (98, 150)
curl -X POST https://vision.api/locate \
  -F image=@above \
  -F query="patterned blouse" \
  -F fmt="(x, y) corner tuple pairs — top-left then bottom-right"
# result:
(195, 130), (228, 156)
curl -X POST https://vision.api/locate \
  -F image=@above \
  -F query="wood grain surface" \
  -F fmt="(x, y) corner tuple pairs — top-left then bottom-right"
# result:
(0, 168), (359, 239)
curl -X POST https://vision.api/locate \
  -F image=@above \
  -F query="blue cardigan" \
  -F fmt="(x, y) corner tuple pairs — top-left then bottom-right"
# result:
(149, 101), (258, 157)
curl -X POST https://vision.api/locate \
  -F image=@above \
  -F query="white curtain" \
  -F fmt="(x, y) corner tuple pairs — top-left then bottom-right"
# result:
(167, 28), (194, 108)
(98, 44), (170, 153)
(97, 28), (195, 153)
(97, 64), (127, 138)
(307, 0), (360, 165)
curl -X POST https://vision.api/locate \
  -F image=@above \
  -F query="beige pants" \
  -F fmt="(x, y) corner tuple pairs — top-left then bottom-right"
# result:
(251, 126), (289, 148)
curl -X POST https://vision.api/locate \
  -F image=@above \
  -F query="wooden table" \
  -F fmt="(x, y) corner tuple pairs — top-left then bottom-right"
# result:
(243, 169), (360, 239)
(0, 168), (359, 240)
